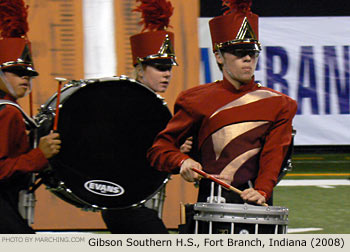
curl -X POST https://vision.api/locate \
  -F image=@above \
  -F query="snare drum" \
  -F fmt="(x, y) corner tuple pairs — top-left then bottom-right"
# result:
(35, 76), (171, 210)
(193, 202), (288, 234)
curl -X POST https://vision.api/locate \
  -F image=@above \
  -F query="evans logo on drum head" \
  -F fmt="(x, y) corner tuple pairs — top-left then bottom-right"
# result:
(84, 180), (125, 196)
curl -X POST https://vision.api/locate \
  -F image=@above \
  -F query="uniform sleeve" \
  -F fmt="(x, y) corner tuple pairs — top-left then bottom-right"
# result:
(254, 97), (298, 200)
(0, 106), (48, 180)
(147, 93), (196, 173)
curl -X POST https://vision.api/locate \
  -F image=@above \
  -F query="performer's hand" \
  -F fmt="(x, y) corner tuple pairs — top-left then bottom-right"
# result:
(180, 136), (193, 153)
(38, 131), (61, 159)
(240, 188), (266, 205)
(180, 158), (202, 182)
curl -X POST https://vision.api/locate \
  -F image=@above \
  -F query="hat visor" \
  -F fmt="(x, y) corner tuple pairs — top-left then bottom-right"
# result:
(221, 42), (260, 52)
(1, 65), (39, 77)
(143, 57), (178, 66)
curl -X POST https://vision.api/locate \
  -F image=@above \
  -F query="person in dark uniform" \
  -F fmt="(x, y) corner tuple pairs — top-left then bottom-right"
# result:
(147, 0), (297, 233)
(100, 0), (193, 234)
(0, 0), (61, 234)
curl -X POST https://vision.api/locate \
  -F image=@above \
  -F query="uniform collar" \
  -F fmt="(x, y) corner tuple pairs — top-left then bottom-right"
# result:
(222, 76), (256, 93)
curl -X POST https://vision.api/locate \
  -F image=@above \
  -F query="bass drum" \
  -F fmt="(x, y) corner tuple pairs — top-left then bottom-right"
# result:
(35, 76), (171, 210)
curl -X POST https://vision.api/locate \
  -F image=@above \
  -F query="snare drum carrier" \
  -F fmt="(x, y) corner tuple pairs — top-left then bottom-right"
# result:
(193, 182), (289, 234)
(35, 76), (171, 211)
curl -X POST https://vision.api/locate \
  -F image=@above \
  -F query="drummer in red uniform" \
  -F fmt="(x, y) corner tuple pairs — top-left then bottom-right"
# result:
(0, 0), (61, 233)
(147, 0), (297, 232)
(101, 0), (193, 234)
(130, 23), (177, 93)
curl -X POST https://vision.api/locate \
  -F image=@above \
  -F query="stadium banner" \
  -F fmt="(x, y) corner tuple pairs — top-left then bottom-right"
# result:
(199, 17), (350, 146)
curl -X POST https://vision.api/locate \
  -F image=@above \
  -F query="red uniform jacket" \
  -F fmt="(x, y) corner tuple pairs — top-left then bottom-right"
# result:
(147, 77), (297, 200)
(0, 91), (48, 180)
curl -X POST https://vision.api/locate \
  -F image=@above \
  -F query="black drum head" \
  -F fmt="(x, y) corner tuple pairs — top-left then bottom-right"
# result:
(46, 79), (171, 209)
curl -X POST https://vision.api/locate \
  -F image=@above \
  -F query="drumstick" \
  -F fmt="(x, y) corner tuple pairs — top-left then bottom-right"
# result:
(53, 77), (67, 131)
(191, 167), (268, 207)
(191, 167), (242, 194)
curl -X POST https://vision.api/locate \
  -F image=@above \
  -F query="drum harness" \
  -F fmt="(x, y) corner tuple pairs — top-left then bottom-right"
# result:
(0, 99), (41, 225)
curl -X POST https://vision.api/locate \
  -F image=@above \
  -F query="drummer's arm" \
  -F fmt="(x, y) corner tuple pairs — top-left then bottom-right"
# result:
(254, 97), (297, 201)
(0, 108), (49, 179)
(147, 95), (196, 174)
(147, 126), (192, 174)
(178, 136), (200, 182)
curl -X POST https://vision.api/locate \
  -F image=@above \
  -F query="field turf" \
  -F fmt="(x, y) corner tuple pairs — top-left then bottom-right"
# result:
(274, 153), (350, 234)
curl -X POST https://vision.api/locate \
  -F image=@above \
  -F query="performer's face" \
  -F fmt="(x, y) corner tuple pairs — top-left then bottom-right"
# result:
(1, 71), (32, 98)
(140, 64), (172, 93)
(216, 49), (258, 85)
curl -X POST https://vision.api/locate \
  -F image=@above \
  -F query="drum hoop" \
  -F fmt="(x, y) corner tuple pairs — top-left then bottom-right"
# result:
(193, 215), (288, 225)
(194, 202), (289, 215)
(194, 203), (289, 225)
(130, 176), (170, 209)
(39, 75), (167, 114)
(46, 176), (171, 211)
(48, 180), (101, 211)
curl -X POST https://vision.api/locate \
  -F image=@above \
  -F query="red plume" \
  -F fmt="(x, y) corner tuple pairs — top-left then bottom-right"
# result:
(134, 0), (174, 32)
(222, 0), (252, 15)
(0, 0), (29, 38)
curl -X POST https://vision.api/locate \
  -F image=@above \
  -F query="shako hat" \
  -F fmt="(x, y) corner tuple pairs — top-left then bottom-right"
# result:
(130, 0), (177, 66)
(0, 0), (38, 76)
(209, 0), (261, 52)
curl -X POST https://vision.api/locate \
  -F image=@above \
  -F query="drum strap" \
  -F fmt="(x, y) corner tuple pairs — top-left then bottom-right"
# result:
(0, 99), (39, 129)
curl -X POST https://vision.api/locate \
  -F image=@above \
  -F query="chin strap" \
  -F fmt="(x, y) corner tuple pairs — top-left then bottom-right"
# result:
(0, 69), (18, 99)
(218, 50), (236, 81)
(136, 63), (146, 83)
(0, 69), (33, 99)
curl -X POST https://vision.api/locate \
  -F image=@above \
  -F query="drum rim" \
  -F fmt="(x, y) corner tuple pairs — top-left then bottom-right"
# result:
(193, 215), (288, 225)
(193, 203), (289, 225)
(46, 175), (170, 211)
(39, 76), (162, 112)
(194, 202), (289, 214)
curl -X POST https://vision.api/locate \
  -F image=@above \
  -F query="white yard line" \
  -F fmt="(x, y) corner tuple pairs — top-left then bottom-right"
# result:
(288, 228), (323, 233)
(293, 161), (350, 164)
(278, 179), (350, 186)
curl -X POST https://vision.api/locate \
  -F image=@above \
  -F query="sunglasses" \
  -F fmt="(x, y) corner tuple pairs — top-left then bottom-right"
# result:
(223, 48), (260, 58)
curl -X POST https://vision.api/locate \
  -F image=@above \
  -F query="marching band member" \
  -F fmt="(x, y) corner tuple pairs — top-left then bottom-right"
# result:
(0, 0), (61, 233)
(147, 0), (297, 233)
(101, 0), (183, 234)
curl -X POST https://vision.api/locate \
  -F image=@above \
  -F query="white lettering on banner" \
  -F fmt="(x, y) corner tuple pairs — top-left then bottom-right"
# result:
(199, 17), (350, 145)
